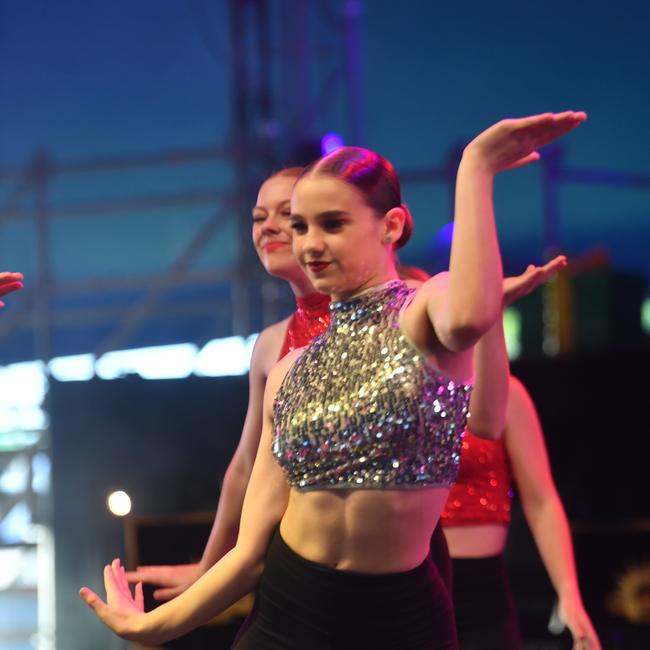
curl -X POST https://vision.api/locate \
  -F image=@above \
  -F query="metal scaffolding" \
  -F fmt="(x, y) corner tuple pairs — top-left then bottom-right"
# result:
(0, 0), (367, 364)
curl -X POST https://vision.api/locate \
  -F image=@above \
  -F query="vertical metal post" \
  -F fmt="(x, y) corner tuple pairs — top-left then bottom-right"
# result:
(230, 0), (253, 336)
(32, 151), (53, 363)
(540, 144), (573, 355)
(540, 144), (563, 258)
(344, 0), (364, 146)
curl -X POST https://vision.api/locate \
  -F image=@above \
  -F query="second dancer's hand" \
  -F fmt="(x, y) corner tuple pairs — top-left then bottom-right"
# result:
(464, 111), (587, 174)
(80, 559), (146, 640)
(503, 255), (567, 307)
(126, 562), (203, 602)
(560, 596), (602, 650)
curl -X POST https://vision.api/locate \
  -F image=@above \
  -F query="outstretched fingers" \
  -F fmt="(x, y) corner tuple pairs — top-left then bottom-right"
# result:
(524, 112), (587, 150)
(79, 585), (108, 617)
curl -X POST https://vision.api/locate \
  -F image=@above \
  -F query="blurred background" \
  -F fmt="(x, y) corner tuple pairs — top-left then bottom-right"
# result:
(0, 1), (649, 648)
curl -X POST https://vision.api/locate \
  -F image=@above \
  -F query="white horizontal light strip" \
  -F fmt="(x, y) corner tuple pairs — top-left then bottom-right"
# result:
(194, 334), (258, 377)
(0, 333), (259, 431)
(48, 354), (95, 382)
(95, 343), (199, 380)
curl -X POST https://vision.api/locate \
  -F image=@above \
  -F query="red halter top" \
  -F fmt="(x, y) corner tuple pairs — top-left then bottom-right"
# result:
(441, 430), (513, 526)
(278, 292), (331, 360)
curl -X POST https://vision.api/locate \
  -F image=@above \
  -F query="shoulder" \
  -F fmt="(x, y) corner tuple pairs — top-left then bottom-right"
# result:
(507, 375), (534, 412)
(402, 271), (449, 312)
(251, 316), (291, 377)
(263, 347), (305, 411)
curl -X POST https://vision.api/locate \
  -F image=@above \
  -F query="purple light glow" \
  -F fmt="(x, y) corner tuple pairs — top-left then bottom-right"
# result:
(321, 132), (345, 155)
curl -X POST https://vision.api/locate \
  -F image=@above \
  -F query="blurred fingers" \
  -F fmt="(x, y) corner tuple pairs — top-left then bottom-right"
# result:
(153, 585), (183, 602)
(135, 582), (145, 611)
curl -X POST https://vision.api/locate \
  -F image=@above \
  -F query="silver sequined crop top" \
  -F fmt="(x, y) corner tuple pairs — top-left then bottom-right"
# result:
(272, 280), (472, 490)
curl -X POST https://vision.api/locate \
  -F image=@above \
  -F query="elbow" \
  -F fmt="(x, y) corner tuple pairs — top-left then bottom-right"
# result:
(440, 316), (495, 352)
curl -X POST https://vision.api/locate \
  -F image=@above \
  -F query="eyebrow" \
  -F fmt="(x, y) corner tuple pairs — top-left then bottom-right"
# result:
(252, 199), (290, 214)
(290, 210), (349, 220)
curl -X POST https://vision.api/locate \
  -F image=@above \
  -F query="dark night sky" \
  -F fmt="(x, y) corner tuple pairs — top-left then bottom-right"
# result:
(1, 0), (648, 354)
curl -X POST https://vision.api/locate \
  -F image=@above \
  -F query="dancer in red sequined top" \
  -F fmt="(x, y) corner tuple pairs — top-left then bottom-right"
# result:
(442, 265), (600, 650)
(125, 167), (332, 600)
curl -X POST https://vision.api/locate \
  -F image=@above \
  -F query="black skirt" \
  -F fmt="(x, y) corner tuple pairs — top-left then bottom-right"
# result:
(451, 554), (521, 650)
(233, 528), (458, 650)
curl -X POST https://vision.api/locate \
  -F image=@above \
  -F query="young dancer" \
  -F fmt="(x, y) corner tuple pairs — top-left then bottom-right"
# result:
(442, 365), (601, 649)
(80, 112), (586, 649)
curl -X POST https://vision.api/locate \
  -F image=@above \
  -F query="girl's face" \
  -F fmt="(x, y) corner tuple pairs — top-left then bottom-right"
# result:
(290, 175), (394, 300)
(252, 175), (305, 281)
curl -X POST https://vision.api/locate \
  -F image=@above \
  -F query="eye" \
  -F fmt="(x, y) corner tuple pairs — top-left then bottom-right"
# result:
(252, 214), (265, 224)
(323, 219), (344, 231)
(290, 219), (307, 234)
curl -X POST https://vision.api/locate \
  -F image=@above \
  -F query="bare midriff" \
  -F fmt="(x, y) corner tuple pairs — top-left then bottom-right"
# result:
(443, 524), (508, 558)
(279, 486), (450, 574)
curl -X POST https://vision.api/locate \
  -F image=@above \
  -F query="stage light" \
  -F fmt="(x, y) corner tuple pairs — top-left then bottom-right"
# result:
(107, 491), (132, 517)
(321, 132), (345, 155)
(95, 344), (198, 380)
(642, 297), (650, 334)
(503, 308), (522, 360)
(194, 334), (257, 377)
(436, 221), (454, 249)
(49, 354), (95, 381)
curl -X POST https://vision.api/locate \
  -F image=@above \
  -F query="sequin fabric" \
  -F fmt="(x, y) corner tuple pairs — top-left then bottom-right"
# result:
(273, 280), (472, 490)
(441, 430), (513, 526)
(278, 292), (331, 360)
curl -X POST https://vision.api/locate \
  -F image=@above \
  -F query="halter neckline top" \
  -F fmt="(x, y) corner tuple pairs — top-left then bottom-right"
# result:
(278, 291), (331, 360)
(272, 280), (472, 490)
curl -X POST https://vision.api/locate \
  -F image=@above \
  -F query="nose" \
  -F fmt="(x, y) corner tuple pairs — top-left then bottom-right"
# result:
(301, 228), (325, 257)
(260, 214), (281, 235)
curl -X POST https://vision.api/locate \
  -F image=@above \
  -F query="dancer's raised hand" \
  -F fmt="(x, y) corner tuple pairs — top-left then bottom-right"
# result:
(503, 255), (567, 307)
(79, 558), (145, 640)
(465, 111), (587, 173)
(0, 272), (23, 308)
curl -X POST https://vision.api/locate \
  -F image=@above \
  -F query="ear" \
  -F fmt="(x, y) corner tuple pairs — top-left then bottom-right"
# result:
(382, 206), (406, 247)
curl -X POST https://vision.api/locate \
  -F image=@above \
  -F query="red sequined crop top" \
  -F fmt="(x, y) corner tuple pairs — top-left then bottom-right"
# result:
(441, 430), (513, 526)
(278, 292), (331, 360)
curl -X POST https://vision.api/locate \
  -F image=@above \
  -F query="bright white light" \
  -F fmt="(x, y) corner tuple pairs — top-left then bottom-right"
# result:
(194, 334), (258, 377)
(503, 308), (522, 360)
(0, 407), (49, 433)
(0, 455), (29, 494)
(49, 353), (95, 381)
(0, 501), (34, 544)
(107, 491), (132, 517)
(0, 361), (47, 408)
(0, 548), (23, 590)
(0, 430), (41, 452)
(96, 343), (198, 380)
(32, 452), (51, 494)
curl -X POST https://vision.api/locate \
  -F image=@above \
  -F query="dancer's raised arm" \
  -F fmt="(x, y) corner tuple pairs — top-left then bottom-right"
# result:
(424, 112), (585, 352)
